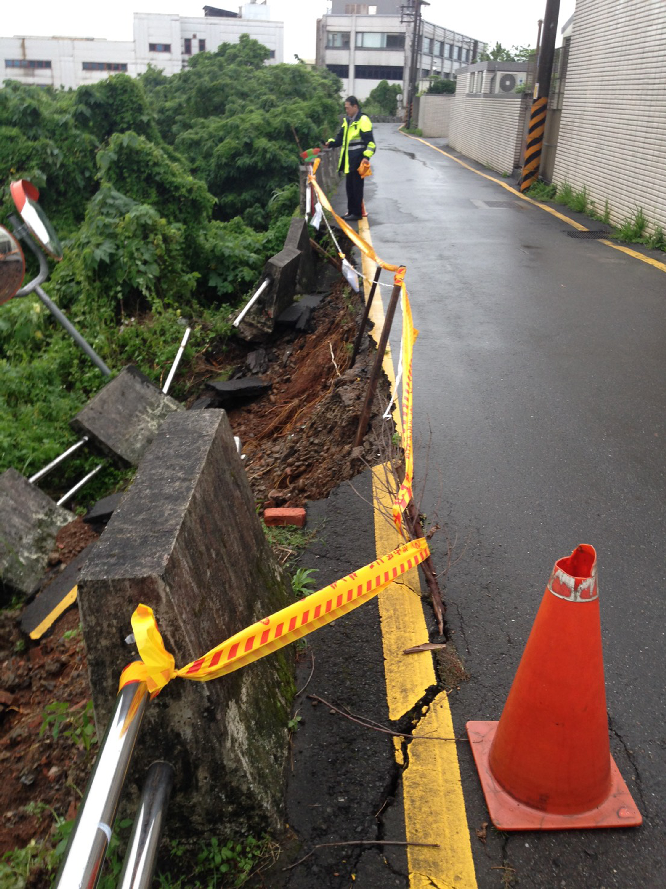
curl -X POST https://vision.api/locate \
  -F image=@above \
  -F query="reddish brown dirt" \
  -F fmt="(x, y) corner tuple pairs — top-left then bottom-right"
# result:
(0, 274), (391, 871)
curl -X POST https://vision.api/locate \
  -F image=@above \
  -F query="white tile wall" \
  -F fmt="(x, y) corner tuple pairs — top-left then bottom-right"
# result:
(552, 0), (666, 232)
(417, 95), (454, 138)
(449, 75), (528, 174)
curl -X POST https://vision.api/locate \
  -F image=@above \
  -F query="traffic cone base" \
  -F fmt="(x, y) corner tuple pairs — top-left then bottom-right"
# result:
(467, 720), (642, 830)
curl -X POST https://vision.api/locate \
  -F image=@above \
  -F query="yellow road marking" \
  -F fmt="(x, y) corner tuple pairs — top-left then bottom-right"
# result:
(400, 129), (666, 273)
(29, 586), (78, 640)
(358, 218), (403, 436)
(372, 464), (435, 718)
(405, 695), (478, 889)
(360, 213), (477, 886)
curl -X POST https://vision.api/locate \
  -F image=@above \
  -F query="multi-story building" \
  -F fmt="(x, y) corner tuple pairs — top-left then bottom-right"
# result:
(0, 4), (283, 91)
(316, 1), (485, 101)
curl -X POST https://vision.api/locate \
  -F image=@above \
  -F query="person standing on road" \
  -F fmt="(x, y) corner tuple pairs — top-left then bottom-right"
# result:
(325, 96), (376, 221)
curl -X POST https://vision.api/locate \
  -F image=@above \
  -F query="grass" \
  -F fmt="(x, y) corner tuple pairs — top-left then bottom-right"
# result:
(525, 179), (666, 253)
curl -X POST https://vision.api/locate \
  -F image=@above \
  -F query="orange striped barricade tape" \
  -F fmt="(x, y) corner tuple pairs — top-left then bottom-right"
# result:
(308, 170), (401, 274)
(119, 537), (430, 696)
(392, 284), (417, 530)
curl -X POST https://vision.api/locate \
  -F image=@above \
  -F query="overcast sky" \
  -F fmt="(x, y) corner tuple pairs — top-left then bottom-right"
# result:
(1, 2), (577, 62)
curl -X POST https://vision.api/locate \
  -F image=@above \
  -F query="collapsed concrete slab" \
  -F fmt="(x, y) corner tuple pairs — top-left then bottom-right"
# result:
(70, 366), (182, 466)
(204, 376), (272, 407)
(237, 247), (301, 342)
(78, 409), (294, 838)
(0, 469), (73, 601)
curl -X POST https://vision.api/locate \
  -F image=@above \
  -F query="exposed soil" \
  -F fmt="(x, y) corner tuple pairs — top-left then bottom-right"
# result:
(0, 266), (393, 875)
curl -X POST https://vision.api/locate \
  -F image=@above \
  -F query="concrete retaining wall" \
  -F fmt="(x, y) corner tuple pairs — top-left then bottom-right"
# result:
(79, 410), (294, 838)
(552, 0), (666, 232)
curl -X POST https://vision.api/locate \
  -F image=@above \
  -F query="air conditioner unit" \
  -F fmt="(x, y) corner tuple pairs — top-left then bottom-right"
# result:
(498, 73), (516, 93)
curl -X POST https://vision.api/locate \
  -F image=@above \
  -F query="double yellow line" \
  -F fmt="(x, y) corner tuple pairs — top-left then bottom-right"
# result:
(359, 218), (478, 888)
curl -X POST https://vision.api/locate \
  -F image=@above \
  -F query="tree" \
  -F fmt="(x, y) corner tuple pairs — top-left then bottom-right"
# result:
(363, 80), (402, 116)
(477, 42), (534, 63)
(427, 78), (456, 95)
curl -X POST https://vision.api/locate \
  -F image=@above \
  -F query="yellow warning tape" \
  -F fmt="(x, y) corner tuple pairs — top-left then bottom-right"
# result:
(119, 164), (424, 695)
(119, 538), (429, 695)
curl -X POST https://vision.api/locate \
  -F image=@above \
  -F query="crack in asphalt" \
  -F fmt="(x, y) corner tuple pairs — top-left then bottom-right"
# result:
(452, 601), (471, 654)
(608, 715), (646, 810)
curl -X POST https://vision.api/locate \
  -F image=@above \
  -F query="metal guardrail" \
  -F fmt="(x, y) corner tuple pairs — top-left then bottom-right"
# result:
(53, 679), (152, 889)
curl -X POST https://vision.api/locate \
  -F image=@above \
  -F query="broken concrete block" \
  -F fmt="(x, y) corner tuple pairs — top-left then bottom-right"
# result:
(82, 492), (125, 525)
(78, 409), (294, 839)
(0, 469), (73, 601)
(188, 396), (215, 411)
(263, 508), (307, 529)
(20, 542), (96, 638)
(245, 348), (269, 375)
(285, 218), (315, 293)
(277, 303), (312, 332)
(70, 366), (182, 466)
(204, 376), (272, 407)
(237, 247), (301, 342)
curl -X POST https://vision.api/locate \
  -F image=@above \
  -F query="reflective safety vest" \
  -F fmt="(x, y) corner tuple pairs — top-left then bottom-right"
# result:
(328, 112), (376, 174)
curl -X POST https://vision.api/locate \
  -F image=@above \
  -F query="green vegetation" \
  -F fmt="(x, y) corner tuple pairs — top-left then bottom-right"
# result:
(526, 179), (666, 252)
(477, 42), (535, 63)
(426, 78), (456, 95)
(39, 700), (97, 752)
(0, 38), (341, 502)
(290, 567), (319, 598)
(402, 126), (423, 137)
(154, 834), (274, 888)
(363, 80), (402, 116)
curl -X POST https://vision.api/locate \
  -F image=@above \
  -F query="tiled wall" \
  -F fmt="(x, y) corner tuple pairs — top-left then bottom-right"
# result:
(449, 75), (528, 174)
(552, 0), (666, 232)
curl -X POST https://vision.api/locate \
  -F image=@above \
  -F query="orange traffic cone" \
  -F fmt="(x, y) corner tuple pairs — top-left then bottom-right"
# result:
(467, 545), (642, 830)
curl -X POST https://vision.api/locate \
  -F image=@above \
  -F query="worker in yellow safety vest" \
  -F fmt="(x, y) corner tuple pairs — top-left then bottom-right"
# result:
(324, 96), (376, 221)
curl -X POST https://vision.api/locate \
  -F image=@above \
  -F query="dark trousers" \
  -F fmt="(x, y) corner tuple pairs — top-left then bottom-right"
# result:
(345, 165), (364, 217)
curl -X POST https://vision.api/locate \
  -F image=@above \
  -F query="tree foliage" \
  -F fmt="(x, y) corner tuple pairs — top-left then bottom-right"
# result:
(363, 80), (402, 116)
(477, 42), (535, 63)
(427, 79), (456, 95)
(0, 36), (341, 483)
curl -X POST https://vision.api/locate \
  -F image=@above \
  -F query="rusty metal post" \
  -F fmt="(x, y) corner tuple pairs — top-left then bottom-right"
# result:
(354, 279), (401, 448)
(351, 266), (382, 367)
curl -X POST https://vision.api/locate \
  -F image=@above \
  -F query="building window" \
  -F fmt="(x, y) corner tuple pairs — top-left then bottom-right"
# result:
(199, 39), (206, 52)
(464, 48), (471, 62)
(149, 44), (171, 53)
(327, 32), (351, 49)
(455, 45), (462, 60)
(82, 62), (128, 71)
(345, 3), (375, 11)
(434, 40), (443, 57)
(445, 43), (452, 59)
(269, 50), (275, 58)
(355, 64), (404, 80)
(355, 32), (405, 50)
(423, 37), (433, 55)
(184, 38), (192, 55)
(5, 59), (51, 68)
(326, 63), (350, 78)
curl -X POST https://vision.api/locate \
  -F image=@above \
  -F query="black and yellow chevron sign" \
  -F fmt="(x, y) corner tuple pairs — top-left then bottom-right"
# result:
(520, 97), (548, 193)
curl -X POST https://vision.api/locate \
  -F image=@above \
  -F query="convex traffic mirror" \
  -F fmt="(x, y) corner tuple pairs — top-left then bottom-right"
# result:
(0, 225), (26, 305)
(10, 179), (64, 260)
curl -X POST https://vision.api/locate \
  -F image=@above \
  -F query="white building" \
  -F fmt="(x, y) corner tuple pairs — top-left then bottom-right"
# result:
(316, 1), (485, 101)
(0, 4), (283, 91)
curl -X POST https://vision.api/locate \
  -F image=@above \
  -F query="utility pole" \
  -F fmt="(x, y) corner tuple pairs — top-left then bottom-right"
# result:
(401, 0), (429, 129)
(519, 0), (560, 192)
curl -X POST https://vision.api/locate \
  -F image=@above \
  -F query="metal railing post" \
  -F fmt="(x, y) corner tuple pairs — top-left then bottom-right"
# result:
(53, 679), (150, 889)
(118, 762), (175, 889)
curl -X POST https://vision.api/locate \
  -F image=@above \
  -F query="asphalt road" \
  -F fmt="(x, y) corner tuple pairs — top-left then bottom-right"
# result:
(361, 124), (666, 888)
